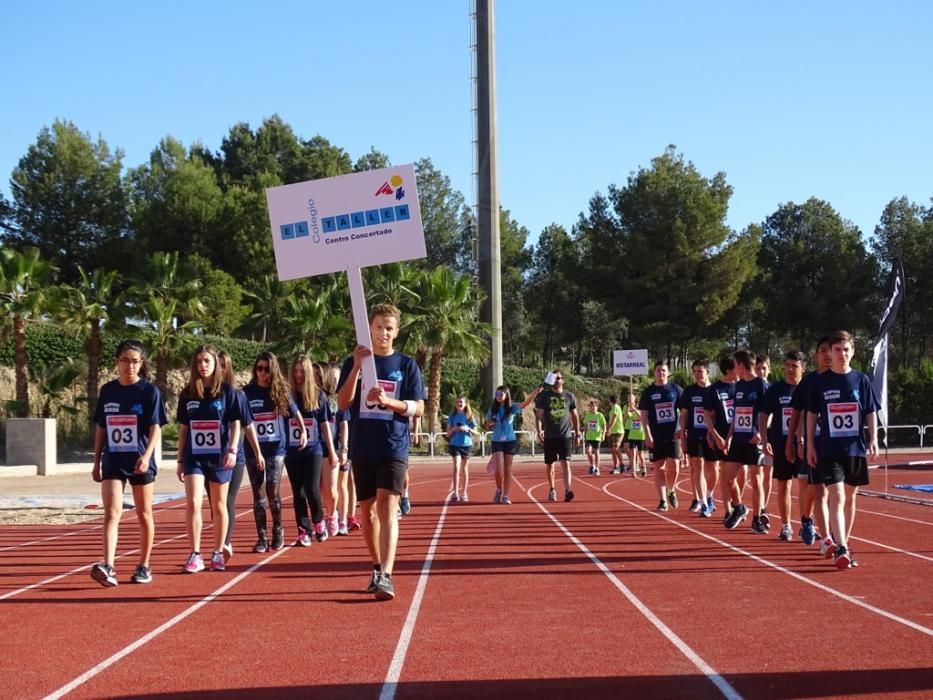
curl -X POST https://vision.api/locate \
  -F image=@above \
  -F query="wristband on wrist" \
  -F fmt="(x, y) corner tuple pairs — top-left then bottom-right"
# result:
(403, 400), (417, 417)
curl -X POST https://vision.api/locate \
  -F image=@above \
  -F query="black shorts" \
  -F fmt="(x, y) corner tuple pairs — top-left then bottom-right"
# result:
(772, 452), (803, 481)
(352, 458), (408, 501)
(649, 439), (681, 462)
(726, 442), (764, 467)
(817, 456), (869, 487)
(686, 436), (710, 459)
(492, 440), (518, 455)
(627, 438), (645, 451)
(102, 469), (156, 487)
(585, 440), (601, 450)
(448, 445), (472, 459)
(543, 437), (572, 464)
(705, 443), (728, 462)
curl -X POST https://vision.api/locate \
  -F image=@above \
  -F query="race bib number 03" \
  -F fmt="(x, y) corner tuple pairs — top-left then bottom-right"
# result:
(106, 415), (138, 453)
(254, 412), (278, 442)
(360, 379), (399, 421)
(782, 407), (793, 436)
(190, 420), (222, 454)
(655, 402), (675, 424)
(827, 402), (859, 438)
(723, 399), (735, 425)
(289, 417), (317, 446)
(734, 406), (754, 433)
(693, 407), (706, 430)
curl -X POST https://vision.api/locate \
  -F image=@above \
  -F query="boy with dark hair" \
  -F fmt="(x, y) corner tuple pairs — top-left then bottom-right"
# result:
(703, 356), (737, 519)
(806, 330), (879, 569)
(639, 360), (684, 511)
(678, 359), (711, 513)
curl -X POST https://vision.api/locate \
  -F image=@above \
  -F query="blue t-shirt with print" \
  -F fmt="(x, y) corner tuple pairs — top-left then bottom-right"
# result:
(447, 410), (476, 448)
(763, 380), (798, 452)
(232, 388), (253, 464)
(638, 382), (683, 442)
(730, 377), (767, 445)
(703, 380), (735, 438)
(677, 384), (709, 440)
(288, 391), (333, 457)
(95, 379), (168, 476)
(486, 403), (523, 443)
(176, 383), (243, 468)
(806, 370), (879, 457)
(243, 383), (299, 459)
(338, 351), (426, 462)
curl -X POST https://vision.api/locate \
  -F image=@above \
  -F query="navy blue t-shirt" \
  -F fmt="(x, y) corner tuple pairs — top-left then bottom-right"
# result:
(703, 380), (735, 438)
(730, 377), (767, 445)
(677, 384), (709, 440)
(638, 382), (683, 442)
(243, 383), (298, 459)
(176, 383), (243, 467)
(762, 380), (797, 452)
(95, 379), (168, 476)
(232, 388), (253, 464)
(288, 391), (333, 457)
(806, 370), (879, 457)
(338, 351), (426, 462)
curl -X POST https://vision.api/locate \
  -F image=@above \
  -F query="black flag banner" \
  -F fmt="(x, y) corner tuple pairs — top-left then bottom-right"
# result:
(870, 259), (906, 444)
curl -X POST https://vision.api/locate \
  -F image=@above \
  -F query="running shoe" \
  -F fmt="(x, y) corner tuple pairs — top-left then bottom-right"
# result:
(564, 490), (574, 503)
(656, 500), (668, 512)
(297, 527), (312, 547)
(349, 515), (362, 530)
(699, 503), (712, 518)
(833, 545), (851, 569)
(400, 496), (412, 515)
(850, 553), (859, 568)
(724, 504), (748, 530)
(593, 466), (600, 476)
(183, 552), (204, 574)
(799, 517), (816, 546)
(688, 499), (701, 513)
(367, 569), (381, 593)
(222, 542), (234, 563)
(751, 515), (766, 534)
(759, 512), (771, 531)
(327, 513), (339, 537)
(493, 489), (502, 504)
(272, 526), (285, 550)
(707, 496), (716, 513)
(501, 495), (512, 505)
(611, 467), (620, 475)
(375, 574), (395, 601)
(588, 465), (595, 475)
(314, 521), (328, 543)
(253, 538), (269, 553)
(130, 564), (152, 584)
(461, 492), (470, 503)
(667, 491), (679, 509)
(547, 489), (557, 502)
(210, 551), (226, 572)
(337, 522), (350, 536)
(778, 524), (793, 541)
(450, 493), (460, 503)
(91, 562), (118, 587)
(819, 537), (836, 558)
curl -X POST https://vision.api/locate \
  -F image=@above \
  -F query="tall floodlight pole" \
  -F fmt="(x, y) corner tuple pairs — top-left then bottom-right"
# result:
(475, 0), (503, 398)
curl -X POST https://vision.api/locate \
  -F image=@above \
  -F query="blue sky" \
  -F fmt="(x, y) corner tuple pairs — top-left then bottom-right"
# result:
(2, 1), (931, 245)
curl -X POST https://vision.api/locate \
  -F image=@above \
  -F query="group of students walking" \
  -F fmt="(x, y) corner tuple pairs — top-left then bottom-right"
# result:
(90, 303), (425, 600)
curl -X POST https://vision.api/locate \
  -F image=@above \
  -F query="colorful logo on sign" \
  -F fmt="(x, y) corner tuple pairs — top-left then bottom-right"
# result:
(375, 174), (406, 201)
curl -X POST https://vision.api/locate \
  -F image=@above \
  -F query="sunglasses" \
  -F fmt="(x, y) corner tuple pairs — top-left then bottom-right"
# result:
(256, 364), (270, 372)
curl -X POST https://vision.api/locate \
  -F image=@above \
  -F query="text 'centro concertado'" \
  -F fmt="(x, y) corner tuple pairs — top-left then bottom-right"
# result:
(324, 227), (394, 245)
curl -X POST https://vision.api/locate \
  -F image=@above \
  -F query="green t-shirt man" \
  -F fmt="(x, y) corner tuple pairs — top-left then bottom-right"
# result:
(583, 411), (607, 442)
(607, 402), (624, 436)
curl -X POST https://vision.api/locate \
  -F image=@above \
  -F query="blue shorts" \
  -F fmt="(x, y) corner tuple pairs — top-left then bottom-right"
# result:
(492, 440), (519, 455)
(184, 459), (234, 484)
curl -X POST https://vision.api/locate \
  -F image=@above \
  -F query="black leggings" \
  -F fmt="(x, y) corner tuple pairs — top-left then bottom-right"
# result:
(246, 455), (284, 536)
(285, 451), (323, 532)
(224, 461), (246, 546)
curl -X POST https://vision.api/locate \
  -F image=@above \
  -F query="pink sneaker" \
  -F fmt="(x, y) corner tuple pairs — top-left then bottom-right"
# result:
(210, 551), (225, 572)
(314, 520), (328, 543)
(349, 515), (361, 530)
(183, 552), (204, 574)
(327, 513), (339, 537)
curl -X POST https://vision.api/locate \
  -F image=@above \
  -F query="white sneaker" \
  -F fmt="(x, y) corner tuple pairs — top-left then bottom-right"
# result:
(819, 537), (835, 558)
(547, 488), (557, 501)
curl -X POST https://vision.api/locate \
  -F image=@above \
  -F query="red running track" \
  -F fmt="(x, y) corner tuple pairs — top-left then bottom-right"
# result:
(1, 459), (932, 699)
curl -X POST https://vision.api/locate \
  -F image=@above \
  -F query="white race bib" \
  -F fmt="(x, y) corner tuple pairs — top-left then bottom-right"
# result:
(190, 420), (221, 454)
(693, 407), (706, 429)
(360, 379), (399, 421)
(254, 412), (279, 443)
(723, 399), (735, 425)
(587, 419), (599, 432)
(733, 406), (754, 433)
(106, 415), (138, 453)
(655, 402), (675, 424)
(827, 402), (859, 438)
(289, 417), (317, 446)
(781, 407), (793, 436)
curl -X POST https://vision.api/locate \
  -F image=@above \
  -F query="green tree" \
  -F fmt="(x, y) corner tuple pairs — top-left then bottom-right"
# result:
(576, 146), (757, 363)
(758, 198), (878, 348)
(0, 247), (58, 415)
(241, 274), (291, 343)
(403, 267), (490, 433)
(276, 279), (352, 359)
(525, 224), (580, 367)
(354, 147), (391, 172)
(414, 157), (469, 270)
(181, 255), (246, 336)
(4, 120), (127, 282)
(57, 267), (124, 431)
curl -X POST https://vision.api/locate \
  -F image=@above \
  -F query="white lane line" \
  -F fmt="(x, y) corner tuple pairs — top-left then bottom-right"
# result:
(42, 545), (291, 700)
(597, 479), (933, 638)
(0, 502), (259, 601)
(379, 493), (451, 700)
(512, 477), (743, 700)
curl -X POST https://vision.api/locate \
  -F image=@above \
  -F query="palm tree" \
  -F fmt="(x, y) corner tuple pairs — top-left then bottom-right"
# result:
(402, 267), (491, 434)
(57, 267), (123, 431)
(365, 262), (422, 308)
(0, 247), (57, 416)
(136, 297), (199, 392)
(276, 279), (352, 358)
(241, 274), (288, 343)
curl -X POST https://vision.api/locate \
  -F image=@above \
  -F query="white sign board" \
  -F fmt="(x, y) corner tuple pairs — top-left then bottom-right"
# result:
(266, 164), (426, 281)
(613, 349), (649, 376)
